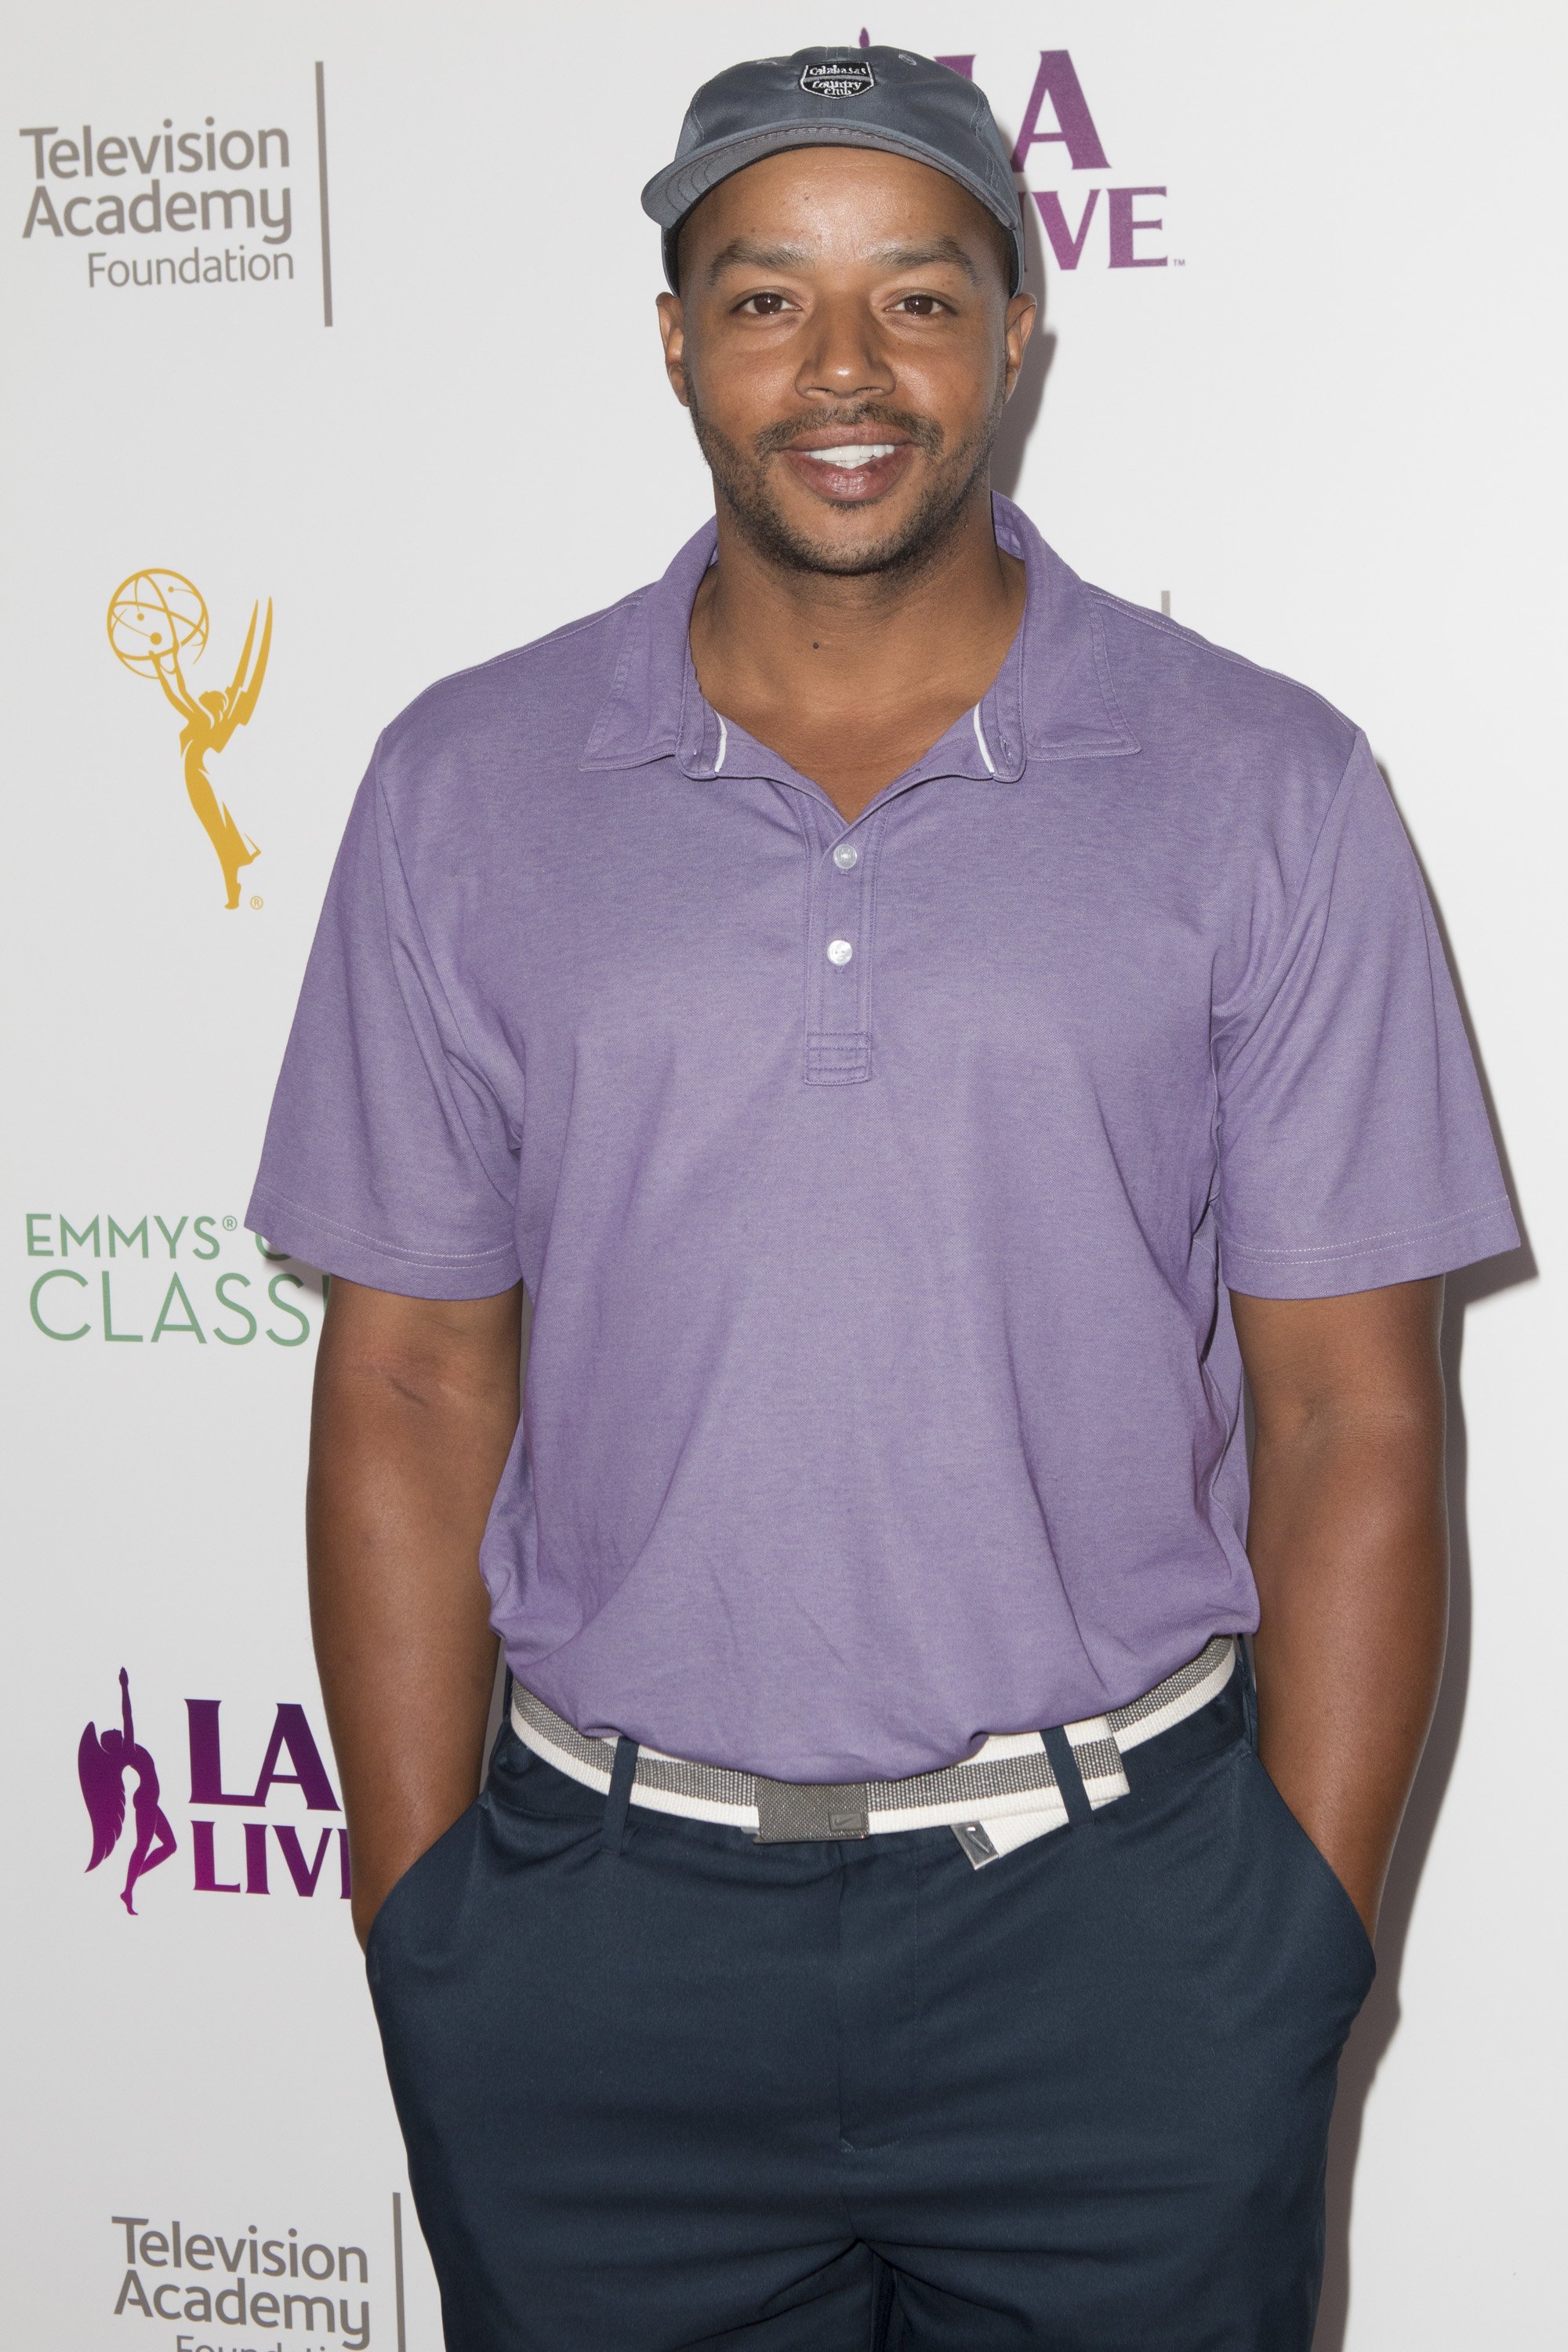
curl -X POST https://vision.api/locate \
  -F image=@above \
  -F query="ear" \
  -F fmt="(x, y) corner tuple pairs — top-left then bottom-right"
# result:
(1003, 292), (1037, 401)
(656, 292), (691, 409)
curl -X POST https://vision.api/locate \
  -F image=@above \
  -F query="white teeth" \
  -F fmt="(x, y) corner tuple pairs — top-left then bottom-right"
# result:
(797, 443), (898, 466)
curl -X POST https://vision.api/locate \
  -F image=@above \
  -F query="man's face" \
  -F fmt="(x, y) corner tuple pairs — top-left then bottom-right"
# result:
(658, 147), (1036, 578)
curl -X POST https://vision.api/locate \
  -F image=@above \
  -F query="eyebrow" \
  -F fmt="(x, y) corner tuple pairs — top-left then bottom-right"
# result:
(868, 236), (982, 285)
(706, 238), (811, 284)
(706, 232), (982, 288)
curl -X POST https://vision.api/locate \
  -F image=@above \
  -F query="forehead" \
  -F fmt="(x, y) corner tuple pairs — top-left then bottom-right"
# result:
(679, 144), (1004, 276)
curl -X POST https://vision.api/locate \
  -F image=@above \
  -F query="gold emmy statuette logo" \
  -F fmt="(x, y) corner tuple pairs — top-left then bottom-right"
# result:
(107, 569), (272, 910)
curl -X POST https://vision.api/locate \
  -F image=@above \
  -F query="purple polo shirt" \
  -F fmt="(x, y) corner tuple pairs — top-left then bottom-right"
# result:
(249, 498), (1515, 1781)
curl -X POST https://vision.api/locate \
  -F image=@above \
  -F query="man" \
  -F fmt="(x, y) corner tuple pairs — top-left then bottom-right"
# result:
(249, 45), (1517, 2351)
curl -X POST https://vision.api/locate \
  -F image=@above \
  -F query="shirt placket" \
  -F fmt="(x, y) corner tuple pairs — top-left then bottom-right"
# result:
(801, 802), (882, 1085)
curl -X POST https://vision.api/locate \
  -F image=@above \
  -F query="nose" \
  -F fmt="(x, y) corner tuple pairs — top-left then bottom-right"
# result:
(793, 292), (896, 404)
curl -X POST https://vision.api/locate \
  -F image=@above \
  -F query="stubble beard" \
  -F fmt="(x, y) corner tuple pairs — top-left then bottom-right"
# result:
(685, 383), (1005, 582)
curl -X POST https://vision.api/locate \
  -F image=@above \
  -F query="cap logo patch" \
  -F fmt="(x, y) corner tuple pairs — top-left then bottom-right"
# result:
(800, 60), (876, 99)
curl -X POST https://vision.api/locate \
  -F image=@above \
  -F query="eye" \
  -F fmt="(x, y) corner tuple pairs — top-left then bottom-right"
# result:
(892, 293), (949, 317)
(736, 291), (794, 317)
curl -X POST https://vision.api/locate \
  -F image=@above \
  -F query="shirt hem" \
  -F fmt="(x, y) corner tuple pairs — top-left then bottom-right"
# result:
(1221, 1198), (1519, 1300)
(245, 1188), (521, 1301)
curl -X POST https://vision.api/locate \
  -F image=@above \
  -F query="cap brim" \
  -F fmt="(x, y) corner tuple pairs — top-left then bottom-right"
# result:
(641, 125), (1023, 295)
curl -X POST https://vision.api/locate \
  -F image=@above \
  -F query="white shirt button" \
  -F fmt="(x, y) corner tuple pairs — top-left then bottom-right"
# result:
(832, 842), (859, 870)
(826, 938), (854, 967)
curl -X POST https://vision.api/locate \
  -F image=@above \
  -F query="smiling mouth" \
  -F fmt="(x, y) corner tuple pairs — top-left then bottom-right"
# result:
(779, 436), (916, 503)
(795, 442), (902, 467)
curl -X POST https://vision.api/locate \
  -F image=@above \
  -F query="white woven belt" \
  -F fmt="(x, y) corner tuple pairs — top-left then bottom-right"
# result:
(511, 1636), (1236, 1871)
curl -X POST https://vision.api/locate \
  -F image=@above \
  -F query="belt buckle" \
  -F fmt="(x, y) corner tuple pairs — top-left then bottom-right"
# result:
(753, 1779), (869, 1843)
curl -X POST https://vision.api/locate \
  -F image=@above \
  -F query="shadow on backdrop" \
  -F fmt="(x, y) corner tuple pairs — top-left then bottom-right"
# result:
(993, 196), (1054, 502)
(1312, 775), (1533, 2351)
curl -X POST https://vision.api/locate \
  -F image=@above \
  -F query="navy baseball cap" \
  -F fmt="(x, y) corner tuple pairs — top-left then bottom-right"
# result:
(641, 45), (1025, 296)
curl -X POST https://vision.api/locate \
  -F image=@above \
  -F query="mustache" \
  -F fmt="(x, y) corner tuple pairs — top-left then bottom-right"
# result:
(753, 405), (943, 459)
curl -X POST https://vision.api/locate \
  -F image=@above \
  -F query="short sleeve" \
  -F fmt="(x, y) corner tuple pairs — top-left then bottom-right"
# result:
(245, 754), (522, 1298)
(1214, 733), (1517, 1298)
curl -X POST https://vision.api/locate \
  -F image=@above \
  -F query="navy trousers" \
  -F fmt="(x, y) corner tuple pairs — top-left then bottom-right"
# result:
(368, 1671), (1374, 2349)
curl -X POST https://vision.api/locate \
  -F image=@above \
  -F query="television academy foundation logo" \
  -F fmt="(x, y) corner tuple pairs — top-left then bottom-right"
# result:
(17, 63), (335, 321)
(110, 2207), (384, 2344)
(107, 568), (273, 911)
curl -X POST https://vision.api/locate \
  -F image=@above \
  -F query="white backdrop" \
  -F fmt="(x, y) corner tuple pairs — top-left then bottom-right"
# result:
(3, 5), (1561, 2346)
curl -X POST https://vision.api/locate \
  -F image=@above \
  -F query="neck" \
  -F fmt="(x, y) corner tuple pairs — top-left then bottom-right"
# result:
(690, 481), (1018, 723)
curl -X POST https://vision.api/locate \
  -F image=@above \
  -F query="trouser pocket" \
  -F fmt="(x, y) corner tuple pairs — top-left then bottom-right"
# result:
(1240, 1744), (1377, 1997)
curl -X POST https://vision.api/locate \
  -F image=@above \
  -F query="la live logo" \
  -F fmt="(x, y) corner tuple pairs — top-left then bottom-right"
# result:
(79, 1671), (350, 1910)
(939, 45), (1172, 272)
(186, 1695), (351, 1899)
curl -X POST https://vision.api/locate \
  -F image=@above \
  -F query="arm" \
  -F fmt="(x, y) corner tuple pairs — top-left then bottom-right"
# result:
(1231, 1276), (1447, 1940)
(307, 1275), (524, 1947)
(155, 653), (198, 724)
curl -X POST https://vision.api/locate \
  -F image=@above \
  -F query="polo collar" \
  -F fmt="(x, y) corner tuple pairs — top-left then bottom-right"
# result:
(581, 494), (1138, 779)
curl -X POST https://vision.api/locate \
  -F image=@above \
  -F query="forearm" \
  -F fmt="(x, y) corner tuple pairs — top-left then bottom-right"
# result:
(1245, 1327), (1447, 1939)
(307, 1279), (522, 1944)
